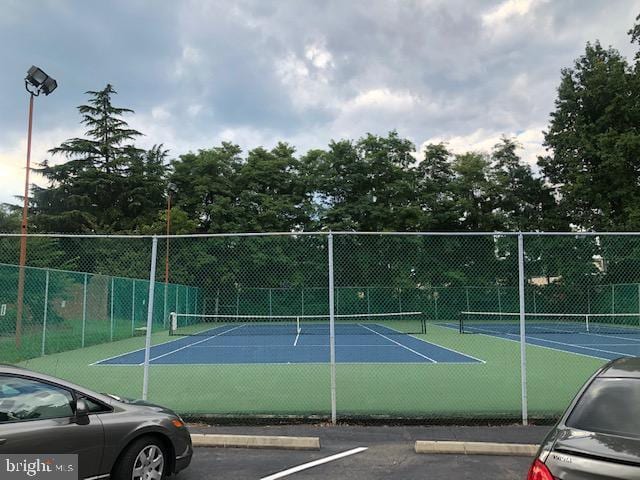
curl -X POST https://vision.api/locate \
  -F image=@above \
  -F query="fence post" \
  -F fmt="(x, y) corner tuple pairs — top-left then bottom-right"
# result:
(110, 277), (115, 341)
(465, 286), (470, 313)
(143, 236), (159, 401)
(328, 233), (337, 424)
(82, 273), (88, 348)
(611, 284), (615, 314)
(131, 279), (136, 335)
(517, 233), (528, 426)
(163, 282), (168, 330)
(464, 287), (471, 333)
(41, 269), (49, 356)
(434, 288), (439, 322)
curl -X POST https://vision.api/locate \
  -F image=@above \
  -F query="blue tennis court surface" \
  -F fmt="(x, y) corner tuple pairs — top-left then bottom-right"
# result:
(442, 322), (640, 360)
(94, 323), (483, 365)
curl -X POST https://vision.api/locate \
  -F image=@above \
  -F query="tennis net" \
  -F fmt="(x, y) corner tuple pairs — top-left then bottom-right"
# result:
(169, 311), (426, 336)
(459, 311), (640, 335)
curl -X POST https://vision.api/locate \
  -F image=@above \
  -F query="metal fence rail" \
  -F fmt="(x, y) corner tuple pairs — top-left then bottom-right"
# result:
(2, 232), (640, 424)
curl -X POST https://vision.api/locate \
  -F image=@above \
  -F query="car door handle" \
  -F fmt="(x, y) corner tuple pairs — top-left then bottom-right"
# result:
(0, 439), (6, 446)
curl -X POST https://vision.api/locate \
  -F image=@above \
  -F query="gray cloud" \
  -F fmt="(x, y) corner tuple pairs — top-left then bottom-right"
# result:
(1, 0), (640, 204)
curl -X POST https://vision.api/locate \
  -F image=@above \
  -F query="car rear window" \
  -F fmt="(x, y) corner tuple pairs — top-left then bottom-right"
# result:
(566, 378), (640, 439)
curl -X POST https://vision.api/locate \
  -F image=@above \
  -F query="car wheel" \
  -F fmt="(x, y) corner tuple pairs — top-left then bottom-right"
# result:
(112, 436), (167, 480)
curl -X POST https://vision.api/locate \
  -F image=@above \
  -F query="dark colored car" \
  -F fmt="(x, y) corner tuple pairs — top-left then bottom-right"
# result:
(528, 357), (640, 479)
(0, 364), (192, 479)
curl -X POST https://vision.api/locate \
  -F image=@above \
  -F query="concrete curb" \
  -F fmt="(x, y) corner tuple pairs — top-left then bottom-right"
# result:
(415, 440), (538, 457)
(191, 433), (321, 450)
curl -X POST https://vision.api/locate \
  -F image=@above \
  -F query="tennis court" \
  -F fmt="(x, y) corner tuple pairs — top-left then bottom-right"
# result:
(94, 314), (483, 365)
(449, 311), (640, 360)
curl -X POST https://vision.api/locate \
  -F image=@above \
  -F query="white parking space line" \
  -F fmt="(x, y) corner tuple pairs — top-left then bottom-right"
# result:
(260, 447), (368, 480)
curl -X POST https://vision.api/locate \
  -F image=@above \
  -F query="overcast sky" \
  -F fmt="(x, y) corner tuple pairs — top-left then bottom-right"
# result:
(1, 0), (640, 205)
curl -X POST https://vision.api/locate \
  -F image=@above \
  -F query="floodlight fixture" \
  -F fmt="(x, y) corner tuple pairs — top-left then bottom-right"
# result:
(25, 65), (57, 96)
(17, 64), (58, 348)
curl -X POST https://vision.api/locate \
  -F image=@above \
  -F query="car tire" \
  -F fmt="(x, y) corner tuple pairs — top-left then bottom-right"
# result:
(112, 436), (168, 480)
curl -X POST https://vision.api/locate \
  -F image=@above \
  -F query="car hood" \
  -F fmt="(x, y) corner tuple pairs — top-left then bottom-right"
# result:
(106, 394), (180, 417)
(553, 427), (640, 466)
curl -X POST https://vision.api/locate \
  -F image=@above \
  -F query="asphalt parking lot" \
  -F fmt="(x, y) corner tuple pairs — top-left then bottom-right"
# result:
(180, 424), (550, 479)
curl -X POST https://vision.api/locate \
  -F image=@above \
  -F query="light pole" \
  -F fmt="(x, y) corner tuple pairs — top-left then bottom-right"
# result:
(163, 182), (177, 327)
(16, 66), (57, 348)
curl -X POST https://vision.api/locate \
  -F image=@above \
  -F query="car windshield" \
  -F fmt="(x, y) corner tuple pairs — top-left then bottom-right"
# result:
(566, 378), (640, 439)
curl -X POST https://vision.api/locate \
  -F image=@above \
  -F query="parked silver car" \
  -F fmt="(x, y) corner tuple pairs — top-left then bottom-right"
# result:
(528, 357), (640, 479)
(0, 364), (192, 479)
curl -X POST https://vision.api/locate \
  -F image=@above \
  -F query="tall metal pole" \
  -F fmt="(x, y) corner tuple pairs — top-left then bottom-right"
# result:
(328, 233), (337, 424)
(110, 277), (115, 341)
(165, 192), (172, 283)
(82, 273), (88, 348)
(131, 280), (136, 334)
(41, 269), (49, 356)
(163, 192), (172, 328)
(16, 93), (35, 348)
(517, 233), (529, 426)
(143, 236), (159, 400)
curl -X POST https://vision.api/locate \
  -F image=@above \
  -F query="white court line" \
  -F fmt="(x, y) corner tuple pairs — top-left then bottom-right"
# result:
(525, 324), (640, 346)
(137, 325), (246, 365)
(381, 323), (486, 364)
(189, 344), (412, 348)
(293, 330), (300, 346)
(436, 323), (612, 361)
(470, 319), (640, 345)
(358, 324), (437, 362)
(457, 322), (640, 353)
(90, 324), (236, 366)
(260, 447), (368, 480)
(92, 361), (484, 367)
(464, 325), (634, 358)
(573, 330), (640, 345)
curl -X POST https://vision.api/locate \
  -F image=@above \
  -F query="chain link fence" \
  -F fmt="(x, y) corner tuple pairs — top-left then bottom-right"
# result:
(2, 232), (639, 423)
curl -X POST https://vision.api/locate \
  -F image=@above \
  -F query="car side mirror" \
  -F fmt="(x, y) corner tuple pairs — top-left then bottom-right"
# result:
(74, 398), (90, 425)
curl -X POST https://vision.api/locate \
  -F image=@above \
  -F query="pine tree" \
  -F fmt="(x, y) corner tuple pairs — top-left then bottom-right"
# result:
(31, 85), (165, 232)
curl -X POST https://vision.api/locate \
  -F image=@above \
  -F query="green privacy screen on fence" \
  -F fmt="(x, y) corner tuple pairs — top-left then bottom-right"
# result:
(2, 232), (640, 423)
(0, 262), (200, 362)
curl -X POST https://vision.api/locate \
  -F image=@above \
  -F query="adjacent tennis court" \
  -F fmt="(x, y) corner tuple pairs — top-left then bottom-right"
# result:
(450, 311), (640, 360)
